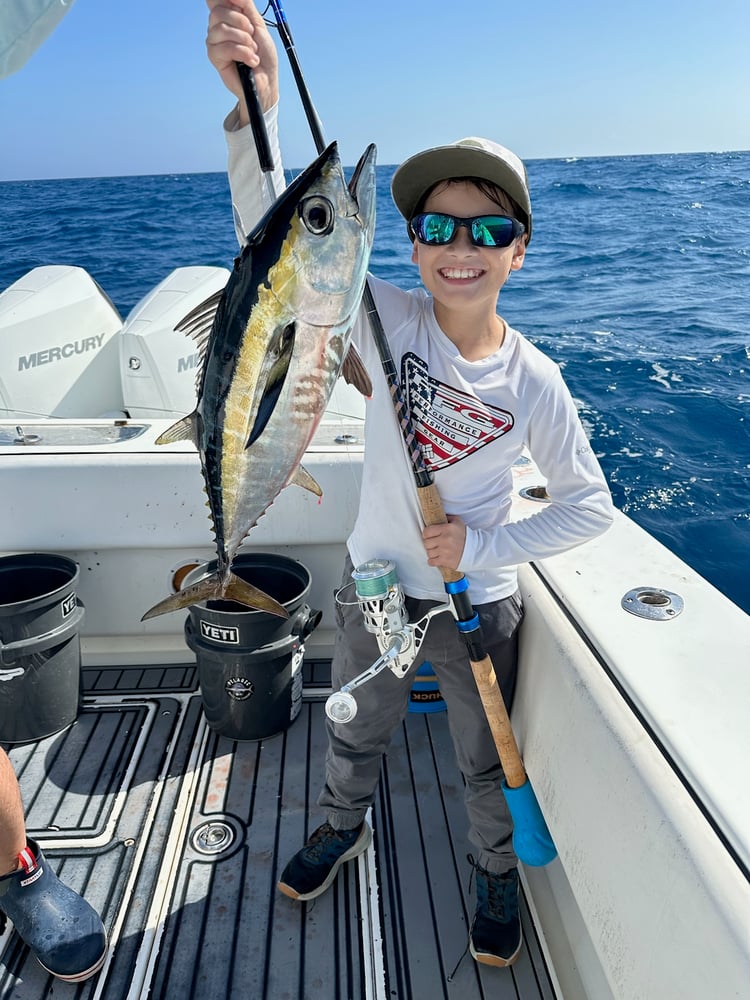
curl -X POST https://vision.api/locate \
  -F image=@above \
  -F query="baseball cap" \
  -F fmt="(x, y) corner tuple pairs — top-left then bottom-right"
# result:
(391, 136), (532, 242)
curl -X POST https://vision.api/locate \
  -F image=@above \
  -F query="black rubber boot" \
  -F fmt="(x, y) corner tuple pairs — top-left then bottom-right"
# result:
(0, 839), (107, 982)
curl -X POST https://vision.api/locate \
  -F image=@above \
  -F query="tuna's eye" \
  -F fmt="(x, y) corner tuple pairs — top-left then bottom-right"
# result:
(300, 196), (334, 235)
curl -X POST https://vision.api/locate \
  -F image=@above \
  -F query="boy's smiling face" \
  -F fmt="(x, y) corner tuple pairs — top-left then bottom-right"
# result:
(411, 180), (526, 317)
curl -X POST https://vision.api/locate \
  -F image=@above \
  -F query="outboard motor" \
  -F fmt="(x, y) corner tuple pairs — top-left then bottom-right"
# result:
(119, 266), (230, 419)
(0, 266), (124, 418)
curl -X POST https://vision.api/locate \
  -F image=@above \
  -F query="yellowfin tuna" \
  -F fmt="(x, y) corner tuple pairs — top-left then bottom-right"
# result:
(142, 141), (376, 620)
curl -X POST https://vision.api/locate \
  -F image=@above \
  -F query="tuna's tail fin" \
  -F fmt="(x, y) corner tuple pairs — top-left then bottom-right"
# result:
(141, 571), (289, 621)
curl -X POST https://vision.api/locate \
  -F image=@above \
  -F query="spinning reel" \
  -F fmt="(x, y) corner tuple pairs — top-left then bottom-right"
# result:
(325, 559), (451, 724)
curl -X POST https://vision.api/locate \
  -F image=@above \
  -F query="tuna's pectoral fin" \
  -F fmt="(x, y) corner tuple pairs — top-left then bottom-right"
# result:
(141, 571), (288, 621)
(341, 345), (373, 397)
(155, 413), (197, 446)
(292, 465), (323, 496)
(246, 322), (296, 449)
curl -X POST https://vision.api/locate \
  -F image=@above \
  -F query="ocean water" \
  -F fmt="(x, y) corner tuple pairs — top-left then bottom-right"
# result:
(1, 152), (748, 614)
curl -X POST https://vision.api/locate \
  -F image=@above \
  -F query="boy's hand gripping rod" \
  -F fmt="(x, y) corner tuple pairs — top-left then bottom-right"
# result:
(259, 0), (556, 867)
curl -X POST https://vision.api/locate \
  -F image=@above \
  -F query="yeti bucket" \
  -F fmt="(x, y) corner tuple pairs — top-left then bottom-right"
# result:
(183, 554), (321, 741)
(0, 553), (84, 744)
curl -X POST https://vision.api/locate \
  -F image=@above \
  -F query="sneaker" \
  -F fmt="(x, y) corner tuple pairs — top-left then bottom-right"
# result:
(277, 821), (372, 901)
(468, 856), (522, 967)
(0, 840), (107, 982)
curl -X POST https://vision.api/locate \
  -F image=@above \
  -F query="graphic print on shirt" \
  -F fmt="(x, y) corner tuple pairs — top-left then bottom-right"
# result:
(401, 353), (514, 470)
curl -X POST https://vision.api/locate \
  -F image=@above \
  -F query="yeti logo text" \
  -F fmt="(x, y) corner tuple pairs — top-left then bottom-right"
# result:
(200, 620), (240, 644)
(18, 333), (106, 371)
(61, 593), (77, 617)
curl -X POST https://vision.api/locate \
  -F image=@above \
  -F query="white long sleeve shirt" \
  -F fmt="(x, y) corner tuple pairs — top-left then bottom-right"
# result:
(225, 104), (614, 603)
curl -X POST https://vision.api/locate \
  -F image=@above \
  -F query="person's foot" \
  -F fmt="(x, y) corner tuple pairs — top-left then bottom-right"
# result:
(277, 821), (372, 901)
(0, 840), (107, 982)
(468, 857), (522, 967)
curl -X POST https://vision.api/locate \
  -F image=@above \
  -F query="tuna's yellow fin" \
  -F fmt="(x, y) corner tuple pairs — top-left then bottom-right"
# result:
(292, 465), (323, 496)
(341, 344), (372, 397)
(155, 413), (197, 446)
(141, 571), (288, 620)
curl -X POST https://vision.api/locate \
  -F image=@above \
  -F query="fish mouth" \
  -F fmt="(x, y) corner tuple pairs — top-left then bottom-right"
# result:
(348, 143), (377, 232)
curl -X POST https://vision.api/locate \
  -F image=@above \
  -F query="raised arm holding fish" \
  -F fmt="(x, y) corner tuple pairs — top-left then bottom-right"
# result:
(205, 0), (278, 124)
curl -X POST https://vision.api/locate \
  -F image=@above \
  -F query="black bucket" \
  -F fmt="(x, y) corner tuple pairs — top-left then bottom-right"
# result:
(183, 554), (321, 741)
(0, 553), (85, 744)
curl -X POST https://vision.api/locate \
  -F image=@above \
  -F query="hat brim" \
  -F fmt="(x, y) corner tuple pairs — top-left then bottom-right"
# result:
(391, 145), (532, 242)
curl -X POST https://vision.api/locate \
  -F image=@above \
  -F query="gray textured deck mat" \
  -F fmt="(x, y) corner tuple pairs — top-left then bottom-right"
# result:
(0, 663), (556, 1000)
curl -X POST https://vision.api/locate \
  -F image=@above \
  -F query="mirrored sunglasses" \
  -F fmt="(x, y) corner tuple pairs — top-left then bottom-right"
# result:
(410, 212), (525, 248)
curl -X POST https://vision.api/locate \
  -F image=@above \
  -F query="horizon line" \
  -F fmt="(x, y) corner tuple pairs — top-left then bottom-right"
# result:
(2, 147), (748, 185)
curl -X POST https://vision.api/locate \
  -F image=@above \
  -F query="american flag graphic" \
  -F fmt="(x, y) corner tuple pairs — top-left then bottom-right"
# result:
(401, 353), (514, 470)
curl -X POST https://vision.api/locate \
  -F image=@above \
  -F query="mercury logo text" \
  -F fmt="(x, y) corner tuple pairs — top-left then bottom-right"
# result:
(177, 353), (201, 373)
(18, 333), (106, 371)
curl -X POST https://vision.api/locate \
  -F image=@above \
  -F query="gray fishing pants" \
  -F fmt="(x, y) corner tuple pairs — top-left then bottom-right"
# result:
(319, 556), (524, 874)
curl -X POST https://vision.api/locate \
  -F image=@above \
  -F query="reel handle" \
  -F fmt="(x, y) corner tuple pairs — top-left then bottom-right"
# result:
(324, 633), (406, 725)
(325, 690), (358, 724)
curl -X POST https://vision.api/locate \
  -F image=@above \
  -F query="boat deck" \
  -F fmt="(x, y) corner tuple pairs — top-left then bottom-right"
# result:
(1, 661), (557, 1000)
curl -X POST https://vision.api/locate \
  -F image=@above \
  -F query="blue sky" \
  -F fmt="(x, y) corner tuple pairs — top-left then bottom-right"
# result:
(1, 0), (748, 181)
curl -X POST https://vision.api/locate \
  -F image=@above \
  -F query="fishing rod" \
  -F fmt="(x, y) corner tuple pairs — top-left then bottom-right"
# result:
(236, 62), (274, 172)
(235, 58), (280, 204)
(266, 1), (326, 152)
(261, 0), (556, 866)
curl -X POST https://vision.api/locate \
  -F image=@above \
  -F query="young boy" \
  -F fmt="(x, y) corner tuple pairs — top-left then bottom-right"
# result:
(206, 0), (613, 968)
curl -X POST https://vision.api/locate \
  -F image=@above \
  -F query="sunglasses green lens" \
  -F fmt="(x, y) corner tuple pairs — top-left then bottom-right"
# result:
(411, 213), (522, 248)
(471, 217), (515, 246)
(416, 213), (454, 243)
